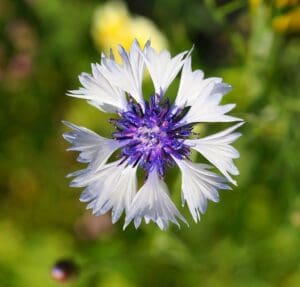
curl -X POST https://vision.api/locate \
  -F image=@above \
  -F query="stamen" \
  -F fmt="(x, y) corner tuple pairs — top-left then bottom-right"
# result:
(110, 95), (192, 177)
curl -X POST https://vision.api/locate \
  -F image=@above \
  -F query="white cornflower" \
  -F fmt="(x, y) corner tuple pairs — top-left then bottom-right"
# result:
(63, 40), (243, 230)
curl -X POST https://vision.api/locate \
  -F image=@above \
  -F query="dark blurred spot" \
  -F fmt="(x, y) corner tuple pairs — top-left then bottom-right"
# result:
(51, 259), (78, 282)
(125, 0), (153, 16)
(215, 0), (232, 5)
(192, 32), (233, 67)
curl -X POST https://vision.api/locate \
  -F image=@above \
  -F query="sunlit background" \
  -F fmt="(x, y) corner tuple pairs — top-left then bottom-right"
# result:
(0, 0), (300, 286)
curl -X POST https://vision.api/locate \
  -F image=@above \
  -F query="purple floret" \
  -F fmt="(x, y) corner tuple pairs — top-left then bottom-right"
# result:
(110, 94), (193, 177)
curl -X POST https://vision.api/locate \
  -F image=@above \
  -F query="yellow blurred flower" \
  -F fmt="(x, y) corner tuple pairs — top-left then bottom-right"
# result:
(91, 1), (168, 61)
(248, 0), (300, 33)
(250, 0), (298, 10)
(272, 7), (300, 33)
(275, 0), (298, 8)
(129, 16), (168, 53)
(249, 0), (262, 11)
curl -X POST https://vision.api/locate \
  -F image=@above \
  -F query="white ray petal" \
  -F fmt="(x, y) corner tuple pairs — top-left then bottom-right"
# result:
(143, 44), (188, 95)
(62, 121), (121, 173)
(124, 170), (187, 230)
(74, 161), (137, 223)
(186, 123), (243, 185)
(67, 63), (127, 113)
(177, 79), (242, 125)
(98, 40), (146, 107)
(174, 158), (231, 223)
(175, 56), (210, 107)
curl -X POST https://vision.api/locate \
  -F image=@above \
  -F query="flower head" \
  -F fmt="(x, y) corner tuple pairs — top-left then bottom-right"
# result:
(63, 40), (243, 230)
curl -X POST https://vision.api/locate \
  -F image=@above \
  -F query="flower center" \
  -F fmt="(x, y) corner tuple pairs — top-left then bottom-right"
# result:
(110, 95), (192, 177)
(135, 125), (166, 147)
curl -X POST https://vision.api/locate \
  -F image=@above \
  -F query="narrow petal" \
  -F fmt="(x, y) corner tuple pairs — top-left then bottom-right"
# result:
(174, 158), (231, 223)
(67, 63), (127, 113)
(62, 121), (121, 171)
(186, 123), (243, 185)
(175, 56), (233, 108)
(124, 170), (187, 230)
(74, 160), (137, 223)
(143, 44), (188, 95)
(98, 40), (146, 107)
(175, 56), (206, 107)
(178, 79), (242, 125)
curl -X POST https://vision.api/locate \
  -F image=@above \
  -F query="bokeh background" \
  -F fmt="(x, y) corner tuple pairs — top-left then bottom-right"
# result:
(1, 0), (300, 286)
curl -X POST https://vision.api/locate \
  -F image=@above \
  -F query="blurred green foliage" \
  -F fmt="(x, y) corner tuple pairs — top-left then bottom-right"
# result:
(0, 0), (300, 286)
